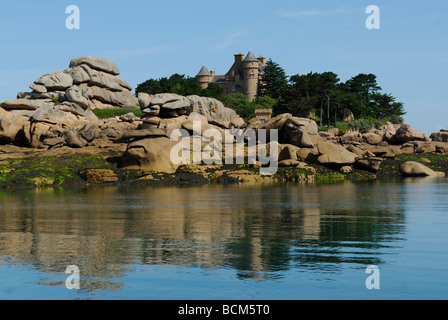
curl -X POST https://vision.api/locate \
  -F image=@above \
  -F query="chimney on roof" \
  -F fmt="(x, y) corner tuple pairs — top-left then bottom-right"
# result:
(234, 53), (244, 64)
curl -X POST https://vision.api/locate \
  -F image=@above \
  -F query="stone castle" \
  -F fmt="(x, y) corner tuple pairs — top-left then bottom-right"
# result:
(196, 50), (266, 102)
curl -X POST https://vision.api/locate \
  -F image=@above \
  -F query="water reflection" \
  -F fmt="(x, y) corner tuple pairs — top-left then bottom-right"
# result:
(0, 181), (407, 291)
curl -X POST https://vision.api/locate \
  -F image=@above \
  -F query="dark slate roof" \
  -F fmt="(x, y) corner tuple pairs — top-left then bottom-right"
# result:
(244, 50), (259, 62)
(212, 75), (226, 83)
(197, 65), (210, 76)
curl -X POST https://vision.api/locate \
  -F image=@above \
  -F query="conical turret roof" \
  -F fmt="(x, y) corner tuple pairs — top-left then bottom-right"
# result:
(243, 50), (259, 62)
(197, 65), (211, 76)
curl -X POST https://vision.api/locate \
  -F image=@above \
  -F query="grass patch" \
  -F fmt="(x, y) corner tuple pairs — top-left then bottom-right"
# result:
(92, 108), (143, 119)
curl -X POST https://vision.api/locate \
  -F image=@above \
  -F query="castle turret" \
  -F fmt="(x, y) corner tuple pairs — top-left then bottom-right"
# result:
(234, 53), (244, 64)
(242, 50), (260, 101)
(196, 65), (213, 89)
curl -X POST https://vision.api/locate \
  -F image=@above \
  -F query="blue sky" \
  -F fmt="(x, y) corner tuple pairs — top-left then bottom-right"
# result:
(0, 0), (446, 134)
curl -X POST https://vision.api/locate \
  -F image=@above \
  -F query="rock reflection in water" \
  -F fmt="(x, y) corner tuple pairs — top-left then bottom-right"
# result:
(0, 181), (406, 291)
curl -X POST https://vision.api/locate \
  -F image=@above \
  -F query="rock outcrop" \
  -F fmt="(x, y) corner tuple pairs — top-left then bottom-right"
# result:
(121, 136), (179, 173)
(362, 132), (383, 145)
(355, 157), (384, 172)
(138, 93), (244, 129)
(69, 56), (120, 75)
(430, 130), (448, 143)
(393, 124), (430, 144)
(316, 141), (358, 165)
(399, 161), (445, 177)
(9, 56), (137, 111)
(0, 57), (139, 149)
(332, 123), (431, 147)
(283, 117), (320, 148)
(116, 92), (249, 172)
(258, 113), (321, 148)
(0, 108), (29, 143)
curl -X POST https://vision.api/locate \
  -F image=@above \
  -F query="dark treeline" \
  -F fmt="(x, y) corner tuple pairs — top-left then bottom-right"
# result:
(135, 73), (223, 98)
(259, 59), (406, 128)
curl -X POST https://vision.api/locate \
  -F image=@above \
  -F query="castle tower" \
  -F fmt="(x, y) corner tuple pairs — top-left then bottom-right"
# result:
(196, 65), (213, 89)
(242, 50), (260, 101)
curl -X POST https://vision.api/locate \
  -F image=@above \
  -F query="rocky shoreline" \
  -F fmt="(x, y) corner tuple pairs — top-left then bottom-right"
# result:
(1, 141), (447, 191)
(1, 57), (447, 190)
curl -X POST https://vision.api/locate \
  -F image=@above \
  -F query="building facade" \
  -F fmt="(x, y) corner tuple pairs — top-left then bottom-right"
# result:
(196, 50), (265, 101)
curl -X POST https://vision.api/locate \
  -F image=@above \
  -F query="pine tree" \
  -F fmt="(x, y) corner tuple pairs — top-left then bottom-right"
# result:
(259, 59), (288, 101)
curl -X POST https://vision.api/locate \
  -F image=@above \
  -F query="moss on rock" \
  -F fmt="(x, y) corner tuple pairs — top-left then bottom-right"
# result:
(0, 151), (447, 190)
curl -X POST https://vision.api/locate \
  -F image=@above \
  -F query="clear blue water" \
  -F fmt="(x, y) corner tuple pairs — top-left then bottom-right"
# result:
(0, 177), (447, 300)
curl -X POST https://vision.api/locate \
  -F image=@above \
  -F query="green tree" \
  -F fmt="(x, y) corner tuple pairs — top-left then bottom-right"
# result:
(136, 74), (224, 99)
(259, 58), (288, 113)
(136, 73), (203, 96)
(252, 96), (277, 110)
(283, 72), (321, 117)
(221, 93), (254, 121)
(346, 73), (382, 117)
(370, 92), (406, 122)
(317, 72), (340, 128)
(201, 82), (224, 99)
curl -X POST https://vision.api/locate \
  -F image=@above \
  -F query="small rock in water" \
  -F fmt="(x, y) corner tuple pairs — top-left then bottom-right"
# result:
(399, 161), (445, 177)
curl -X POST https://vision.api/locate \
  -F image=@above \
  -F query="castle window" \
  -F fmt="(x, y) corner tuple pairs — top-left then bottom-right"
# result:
(232, 70), (235, 77)
(232, 84), (236, 91)
(236, 75), (239, 81)
(250, 70), (254, 74)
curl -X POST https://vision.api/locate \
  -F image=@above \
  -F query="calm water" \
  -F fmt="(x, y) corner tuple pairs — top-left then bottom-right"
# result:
(0, 178), (447, 300)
